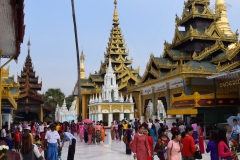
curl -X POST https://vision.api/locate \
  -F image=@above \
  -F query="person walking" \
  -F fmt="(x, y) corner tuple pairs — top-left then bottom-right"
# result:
(144, 129), (154, 160)
(44, 124), (60, 160)
(134, 119), (139, 133)
(198, 123), (205, 154)
(84, 124), (88, 143)
(179, 122), (185, 133)
(125, 124), (133, 155)
(118, 121), (123, 141)
(95, 121), (102, 144)
(58, 131), (76, 160)
(167, 131), (182, 160)
(218, 128), (233, 159)
(122, 121), (128, 135)
(114, 122), (119, 140)
(206, 130), (218, 160)
(150, 124), (157, 146)
(110, 122), (115, 140)
(191, 120), (199, 144)
(154, 128), (170, 160)
(87, 124), (94, 145)
(101, 123), (105, 142)
(181, 126), (197, 160)
(131, 125), (150, 160)
(78, 122), (84, 142)
(70, 121), (75, 136)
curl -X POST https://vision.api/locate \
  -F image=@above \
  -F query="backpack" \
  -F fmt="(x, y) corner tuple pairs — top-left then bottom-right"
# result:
(21, 145), (37, 160)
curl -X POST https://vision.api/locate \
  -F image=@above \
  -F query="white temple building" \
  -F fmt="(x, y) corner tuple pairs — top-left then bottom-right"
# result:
(55, 99), (78, 123)
(88, 57), (134, 126)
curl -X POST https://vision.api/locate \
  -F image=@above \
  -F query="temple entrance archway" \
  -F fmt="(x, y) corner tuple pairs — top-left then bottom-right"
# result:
(15, 112), (39, 122)
(113, 113), (119, 121)
(102, 113), (108, 126)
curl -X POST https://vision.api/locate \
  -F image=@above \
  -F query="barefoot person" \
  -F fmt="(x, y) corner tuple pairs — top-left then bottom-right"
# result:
(58, 130), (76, 160)
(44, 124), (60, 160)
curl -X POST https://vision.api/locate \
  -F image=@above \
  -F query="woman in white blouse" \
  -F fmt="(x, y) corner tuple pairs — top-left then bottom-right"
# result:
(21, 133), (45, 160)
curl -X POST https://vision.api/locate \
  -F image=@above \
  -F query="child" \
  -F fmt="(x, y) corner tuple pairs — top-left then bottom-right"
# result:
(58, 144), (62, 160)
(34, 135), (41, 145)
(13, 128), (21, 152)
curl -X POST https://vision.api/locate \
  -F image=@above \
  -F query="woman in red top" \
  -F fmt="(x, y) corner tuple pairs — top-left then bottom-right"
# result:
(198, 123), (205, 153)
(144, 129), (154, 160)
(217, 128), (233, 159)
(181, 126), (197, 160)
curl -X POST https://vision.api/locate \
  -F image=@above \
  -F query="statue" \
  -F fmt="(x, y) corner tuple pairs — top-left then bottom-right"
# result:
(157, 100), (166, 121)
(146, 100), (153, 118)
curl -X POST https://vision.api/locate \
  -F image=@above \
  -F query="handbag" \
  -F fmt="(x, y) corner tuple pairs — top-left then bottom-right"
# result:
(194, 149), (202, 159)
(230, 132), (237, 139)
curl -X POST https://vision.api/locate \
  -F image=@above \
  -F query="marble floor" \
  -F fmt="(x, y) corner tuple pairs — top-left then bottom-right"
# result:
(60, 130), (225, 160)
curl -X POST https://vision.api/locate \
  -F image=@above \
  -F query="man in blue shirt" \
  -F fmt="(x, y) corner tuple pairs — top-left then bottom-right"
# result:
(58, 130), (76, 160)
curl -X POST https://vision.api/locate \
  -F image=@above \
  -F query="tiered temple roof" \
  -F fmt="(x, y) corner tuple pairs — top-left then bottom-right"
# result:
(17, 39), (43, 102)
(79, 0), (140, 94)
(139, 0), (240, 85)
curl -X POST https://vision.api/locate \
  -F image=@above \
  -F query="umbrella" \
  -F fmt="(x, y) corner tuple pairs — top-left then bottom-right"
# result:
(82, 119), (93, 124)
(65, 116), (75, 121)
(226, 116), (240, 126)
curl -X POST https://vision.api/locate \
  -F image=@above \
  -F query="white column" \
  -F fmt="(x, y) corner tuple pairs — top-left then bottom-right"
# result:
(108, 113), (113, 126)
(141, 116), (145, 123)
(98, 113), (103, 121)
(130, 113), (134, 120)
(95, 113), (98, 121)
(120, 113), (124, 121)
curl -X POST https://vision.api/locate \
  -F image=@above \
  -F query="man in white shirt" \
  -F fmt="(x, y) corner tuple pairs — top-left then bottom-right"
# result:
(148, 119), (153, 129)
(45, 124), (60, 160)
(0, 125), (7, 137)
(38, 123), (44, 137)
(58, 131), (76, 160)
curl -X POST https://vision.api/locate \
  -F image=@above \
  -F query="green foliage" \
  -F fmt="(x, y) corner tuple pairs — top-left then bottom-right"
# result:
(66, 95), (74, 109)
(44, 88), (65, 108)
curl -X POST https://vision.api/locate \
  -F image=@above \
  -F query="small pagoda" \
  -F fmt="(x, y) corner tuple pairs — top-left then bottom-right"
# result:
(73, 0), (141, 120)
(15, 39), (44, 122)
(128, 0), (240, 124)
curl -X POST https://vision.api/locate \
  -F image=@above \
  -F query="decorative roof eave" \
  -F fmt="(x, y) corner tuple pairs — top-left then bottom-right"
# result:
(171, 24), (238, 48)
(184, 0), (210, 8)
(80, 82), (95, 87)
(1, 92), (18, 110)
(177, 3), (216, 26)
(192, 40), (226, 61)
(80, 88), (102, 95)
(140, 56), (155, 83)
(216, 61), (240, 72)
(152, 57), (178, 69)
(165, 49), (192, 61)
(226, 42), (240, 61)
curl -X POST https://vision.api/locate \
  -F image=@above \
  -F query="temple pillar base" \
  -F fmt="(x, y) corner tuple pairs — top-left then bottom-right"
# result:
(108, 113), (113, 127)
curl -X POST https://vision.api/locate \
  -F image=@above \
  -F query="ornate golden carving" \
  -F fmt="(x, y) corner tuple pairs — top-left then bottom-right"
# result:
(192, 40), (226, 61)
(216, 61), (240, 72)
(226, 41), (240, 60)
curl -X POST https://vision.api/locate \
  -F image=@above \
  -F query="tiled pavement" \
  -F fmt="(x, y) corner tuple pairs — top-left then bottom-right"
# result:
(60, 130), (226, 160)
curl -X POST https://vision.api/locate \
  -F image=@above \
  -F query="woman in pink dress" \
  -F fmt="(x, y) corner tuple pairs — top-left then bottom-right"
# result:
(167, 131), (182, 160)
(144, 129), (154, 160)
(131, 125), (150, 160)
(198, 123), (205, 153)
(70, 121), (75, 135)
(79, 122), (84, 142)
(31, 122), (36, 138)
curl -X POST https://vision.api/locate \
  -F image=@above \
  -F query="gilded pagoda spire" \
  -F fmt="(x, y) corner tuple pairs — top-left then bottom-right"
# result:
(113, 0), (119, 26)
(80, 50), (86, 79)
(27, 37), (31, 55)
(215, 0), (233, 36)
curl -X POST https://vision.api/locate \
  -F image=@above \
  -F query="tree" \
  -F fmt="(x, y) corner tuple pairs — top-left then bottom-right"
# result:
(44, 88), (65, 121)
(66, 94), (74, 109)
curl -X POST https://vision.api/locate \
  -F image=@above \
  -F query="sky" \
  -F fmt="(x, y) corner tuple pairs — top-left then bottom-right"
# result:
(4, 0), (240, 96)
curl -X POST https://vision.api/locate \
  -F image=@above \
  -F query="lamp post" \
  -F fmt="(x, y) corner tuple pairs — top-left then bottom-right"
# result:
(71, 0), (81, 120)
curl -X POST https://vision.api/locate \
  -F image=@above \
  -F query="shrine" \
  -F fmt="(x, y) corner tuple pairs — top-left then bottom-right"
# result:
(14, 40), (44, 122)
(127, 0), (240, 125)
(88, 58), (134, 126)
(55, 98), (78, 123)
(73, 0), (140, 120)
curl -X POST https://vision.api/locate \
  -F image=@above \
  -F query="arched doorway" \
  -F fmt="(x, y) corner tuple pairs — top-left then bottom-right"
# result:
(15, 112), (39, 122)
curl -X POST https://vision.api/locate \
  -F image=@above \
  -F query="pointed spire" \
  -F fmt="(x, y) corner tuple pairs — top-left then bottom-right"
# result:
(80, 49), (86, 79)
(215, 0), (233, 35)
(113, 0), (119, 26)
(107, 56), (114, 73)
(27, 37), (31, 55)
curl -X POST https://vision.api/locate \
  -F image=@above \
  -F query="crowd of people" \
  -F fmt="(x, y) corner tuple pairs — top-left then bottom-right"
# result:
(0, 118), (238, 160)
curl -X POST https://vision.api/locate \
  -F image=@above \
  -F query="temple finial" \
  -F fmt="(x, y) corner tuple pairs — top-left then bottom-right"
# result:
(27, 37), (31, 55)
(113, 0), (119, 26)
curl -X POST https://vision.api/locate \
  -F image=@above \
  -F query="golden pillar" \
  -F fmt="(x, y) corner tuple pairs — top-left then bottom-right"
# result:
(40, 105), (43, 122)
(82, 94), (86, 119)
